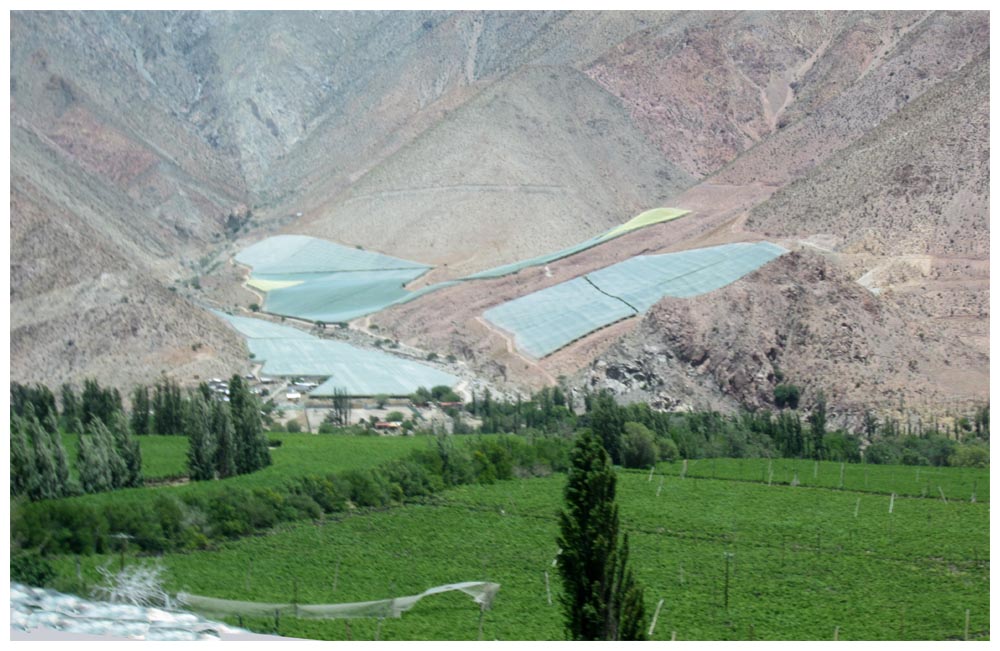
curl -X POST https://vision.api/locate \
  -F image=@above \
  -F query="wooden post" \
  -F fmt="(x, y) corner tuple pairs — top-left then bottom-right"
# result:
(345, 620), (351, 640)
(839, 462), (845, 489)
(478, 605), (485, 641)
(544, 570), (552, 605)
(293, 577), (299, 618)
(964, 609), (970, 640)
(648, 465), (655, 482)
(274, 608), (280, 634)
(237, 614), (243, 629)
(939, 486), (947, 503)
(854, 497), (861, 518)
(671, 631), (676, 641)
(767, 459), (773, 486)
(889, 493), (895, 514)
(375, 618), (383, 641)
(657, 477), (664, 497)
(834, 626), (839, 640)
(681, 459), (687, 480)
(648, 598), (664, 638)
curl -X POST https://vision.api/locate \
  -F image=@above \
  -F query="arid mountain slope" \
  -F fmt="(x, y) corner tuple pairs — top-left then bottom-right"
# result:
(298, 65), (693, 272)
(579, 251), (988, 426)
(9, 10), (989, 417)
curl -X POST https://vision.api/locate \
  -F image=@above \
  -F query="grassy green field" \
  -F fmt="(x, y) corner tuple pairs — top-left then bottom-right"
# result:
(54, 461), (989, 641)
(61, 434), (190, 481)
(53, 434), (435, 508)
(659, 457), (989, 502)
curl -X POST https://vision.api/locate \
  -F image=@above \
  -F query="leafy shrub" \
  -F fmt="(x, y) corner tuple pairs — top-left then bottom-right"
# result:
(774, 384), (800, 409)
(622, 422), (657, 469)
(656, 436), (680, 462)
(285, 420), (302, 433)
(11, 549), (55, 586)
(950, 443), (989, 468)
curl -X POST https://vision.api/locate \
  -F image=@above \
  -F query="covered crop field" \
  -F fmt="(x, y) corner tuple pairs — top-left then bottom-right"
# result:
(216, 313), (457, 396)
(484, 242), (786, 358)
(236, 235), (429, 275)
(236, 209), (689, 324)
(236, 235), (430, 324)
(482, 277), (636, 359)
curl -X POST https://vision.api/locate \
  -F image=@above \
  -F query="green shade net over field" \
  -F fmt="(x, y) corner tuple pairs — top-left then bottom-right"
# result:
(235, 208), (688, 323)
(215, 313), (457, 396)
(483, 242), (787, 358)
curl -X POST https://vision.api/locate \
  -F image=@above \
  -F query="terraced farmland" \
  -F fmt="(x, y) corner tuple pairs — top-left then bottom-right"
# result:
(55, 460), (989, 641)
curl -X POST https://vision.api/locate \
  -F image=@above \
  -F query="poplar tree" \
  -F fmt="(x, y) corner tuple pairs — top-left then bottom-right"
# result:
(27, 412), (61, 500)
(60, 383), (81, 429)
(589, 392), (625, 465)
(212, 400), (237, 479)
(110, 411), (143, 487)
(10, 414), (34, 497)
(229, 375), (270, 474)
(79, 419), (115, 493)
(130, 385), (151, 436)
(186, 393), (216, 481)
(47, 419), (72, 495)
(557, 429), (647, 640)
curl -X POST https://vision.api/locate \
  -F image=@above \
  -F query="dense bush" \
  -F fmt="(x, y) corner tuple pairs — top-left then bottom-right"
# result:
(621, 422), (657, 469)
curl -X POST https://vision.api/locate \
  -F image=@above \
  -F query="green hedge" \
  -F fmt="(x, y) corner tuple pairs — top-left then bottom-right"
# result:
(12, 434), (571, 557)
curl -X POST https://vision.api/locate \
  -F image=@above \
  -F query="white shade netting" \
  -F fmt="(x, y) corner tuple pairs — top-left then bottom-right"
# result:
(177, 581), (500, 620)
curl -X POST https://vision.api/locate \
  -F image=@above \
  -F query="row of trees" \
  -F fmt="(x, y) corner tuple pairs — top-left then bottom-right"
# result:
(186, 377), (271, 481)
(10, 403), (142, 501)
(11, 376), (271, 499)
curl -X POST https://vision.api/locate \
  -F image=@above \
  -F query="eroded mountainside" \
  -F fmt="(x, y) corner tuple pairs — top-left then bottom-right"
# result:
(10, 10), (989, 420)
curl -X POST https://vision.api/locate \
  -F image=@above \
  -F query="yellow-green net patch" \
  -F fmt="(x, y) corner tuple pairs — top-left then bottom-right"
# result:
(246, 277), (304, 292)
(600, 207), (689, 241)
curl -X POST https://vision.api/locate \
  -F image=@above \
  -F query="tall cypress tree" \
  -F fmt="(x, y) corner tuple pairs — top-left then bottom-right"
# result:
(557, 429), (647, 640)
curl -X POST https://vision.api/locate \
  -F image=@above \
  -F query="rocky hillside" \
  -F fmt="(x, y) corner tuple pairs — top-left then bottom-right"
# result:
(579, 251), (988, 427)
(10, 10), (989, 419)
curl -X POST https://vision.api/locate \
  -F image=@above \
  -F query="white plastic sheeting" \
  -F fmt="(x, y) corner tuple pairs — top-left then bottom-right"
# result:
(215, 312), (458, 395)
(179, 581), (500, 620)
(10, 582), (255, 641)
(484, 242), (787, 358)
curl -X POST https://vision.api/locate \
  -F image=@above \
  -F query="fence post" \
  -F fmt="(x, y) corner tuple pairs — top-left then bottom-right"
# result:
(648, 598), (664, 638)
